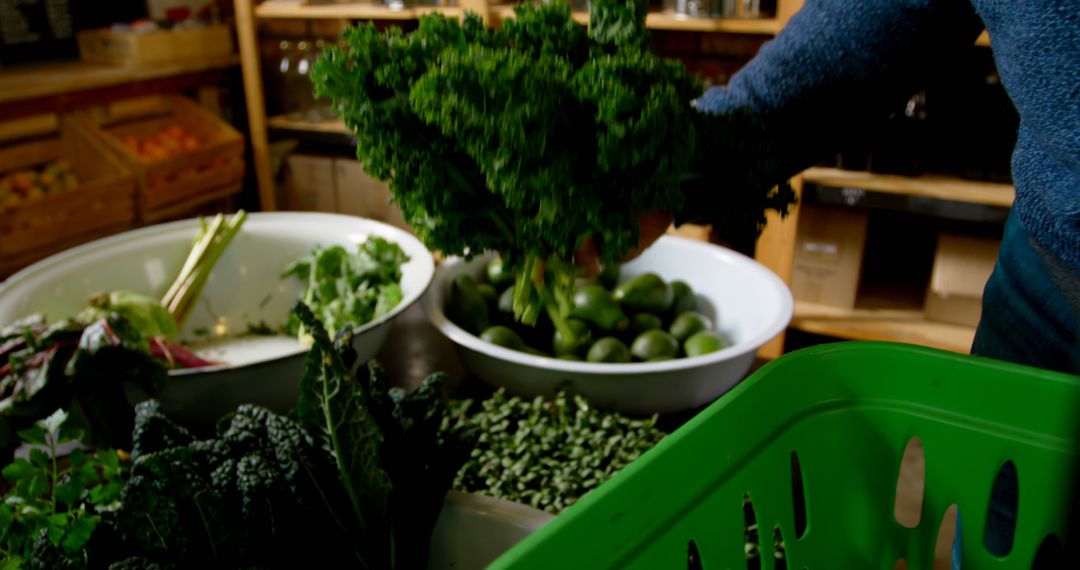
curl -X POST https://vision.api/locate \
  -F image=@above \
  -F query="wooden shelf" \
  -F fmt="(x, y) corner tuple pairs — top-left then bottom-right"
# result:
(492, 6), (779, 33)
(267, 114), (351, 135)
(255, 2), (462, 20)
(645, 13), (780, 34)
(0, 55), (240, 106)
(802, 167), (1014, 208)
(491, 6), (588, 24)
(791, 301), (976, 354)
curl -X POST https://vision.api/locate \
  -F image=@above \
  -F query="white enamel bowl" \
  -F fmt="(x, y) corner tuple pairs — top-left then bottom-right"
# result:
(429, 491), (554, 569)
(423, 236), (793, 415)
(0, 212), (434, 426)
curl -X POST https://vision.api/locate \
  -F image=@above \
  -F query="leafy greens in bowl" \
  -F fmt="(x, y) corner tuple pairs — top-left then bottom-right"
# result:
(0, 212), (435, 428)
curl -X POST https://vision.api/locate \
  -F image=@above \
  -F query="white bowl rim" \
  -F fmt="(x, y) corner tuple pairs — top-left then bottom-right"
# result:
(423, 235), (794, 377)
(0, 211), (435, 376)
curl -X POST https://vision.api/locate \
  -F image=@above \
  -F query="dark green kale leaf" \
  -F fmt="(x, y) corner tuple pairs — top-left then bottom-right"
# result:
(503, 2), (589, 65)
(587, 0), (650, 52)
(314, 0), (795, 341)
(128, 399), (195, 461)
(294, 303), (476, 569)
(678, 110), (798, 252)
(293, 303), (392, 566)
(110, 400), (363, 568)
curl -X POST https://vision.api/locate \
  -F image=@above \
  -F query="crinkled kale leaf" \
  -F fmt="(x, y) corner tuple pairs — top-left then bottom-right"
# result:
(313, 0), (794, 341)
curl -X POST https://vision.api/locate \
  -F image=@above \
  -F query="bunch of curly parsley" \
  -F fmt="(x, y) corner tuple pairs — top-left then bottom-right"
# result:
(312, 0), (794, 339)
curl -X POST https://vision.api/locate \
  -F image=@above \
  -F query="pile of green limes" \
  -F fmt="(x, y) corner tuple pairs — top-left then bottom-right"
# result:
(445, 258), (729, 363)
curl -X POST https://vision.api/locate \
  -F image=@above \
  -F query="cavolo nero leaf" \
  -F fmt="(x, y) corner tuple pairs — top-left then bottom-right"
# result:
(292, 302), (475, 569)
(293, 302), (392, 565)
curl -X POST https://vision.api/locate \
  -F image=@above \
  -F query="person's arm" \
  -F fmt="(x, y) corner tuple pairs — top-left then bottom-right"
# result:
(681, 0), (984, 244)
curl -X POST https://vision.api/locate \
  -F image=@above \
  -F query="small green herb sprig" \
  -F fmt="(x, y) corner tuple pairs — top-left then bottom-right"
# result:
(442, 390), (666, 514)
(0, 409), (125, 568)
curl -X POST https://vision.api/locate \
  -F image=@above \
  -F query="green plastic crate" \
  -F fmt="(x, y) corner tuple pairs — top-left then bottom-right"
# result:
(491, 342), (1080, 569)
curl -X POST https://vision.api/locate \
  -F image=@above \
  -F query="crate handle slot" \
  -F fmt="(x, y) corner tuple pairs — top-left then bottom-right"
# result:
(790, 450), (808, 540)
(1032, 533), (1064, 569)
(934, 504), (960, 569)
(983, 460), (1018, 557)
(771, 525), (787, 570)
(895, 436), (926, 529)
(688, 539), (703, 570)
(744, 492), (760, 569)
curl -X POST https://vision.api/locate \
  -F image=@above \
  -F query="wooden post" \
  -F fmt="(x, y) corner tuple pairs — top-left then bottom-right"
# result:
(754, 176), (803, 359)
(234, 0), (277, 211)
(458, 0), (490, 23)
(776, 0), (804, 25)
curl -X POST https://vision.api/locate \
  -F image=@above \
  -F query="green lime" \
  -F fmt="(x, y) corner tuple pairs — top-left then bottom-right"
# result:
(571, 284), (628, 331)
(614, 273), (673, 314)
(446, 274), (490, 335)
(553, 318), (593, 358)
(669, 311), (713, 342)
(557, 354), (583, 361)
(480, 325), (526, 352)
(647, 355), (675, 362)
(630, 329), (680, 361)
(486, 257), (514, 287)
(476, 283), (498, 305)
(586, 337), (631, 363)
(497, 284), (516, 314)
(629, 313), (663, 335)
(524, 346), (549, 357)
(669, 280), (697, 315)
(684, 330), (728, 357)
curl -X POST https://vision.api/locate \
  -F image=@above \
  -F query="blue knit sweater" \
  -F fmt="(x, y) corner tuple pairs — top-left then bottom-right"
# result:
(696, 0), (1080, 270)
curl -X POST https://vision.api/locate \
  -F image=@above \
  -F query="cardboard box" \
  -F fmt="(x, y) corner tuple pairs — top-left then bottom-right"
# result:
(790, 204), (869, 309)
(924, 233), (1000, 327)
(283, 154), (337, 212)
(333, 158), (411, 233)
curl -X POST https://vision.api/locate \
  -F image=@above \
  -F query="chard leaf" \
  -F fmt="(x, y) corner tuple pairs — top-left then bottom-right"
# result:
(77, 290), (179, 340)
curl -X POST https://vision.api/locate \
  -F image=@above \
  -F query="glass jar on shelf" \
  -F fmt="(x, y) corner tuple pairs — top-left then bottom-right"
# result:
(286, 40), (317, 121)
(662, 0), (737, 19)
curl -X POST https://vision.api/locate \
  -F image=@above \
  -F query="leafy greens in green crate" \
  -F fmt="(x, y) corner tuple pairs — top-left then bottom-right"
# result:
(313, 0), (794, 341)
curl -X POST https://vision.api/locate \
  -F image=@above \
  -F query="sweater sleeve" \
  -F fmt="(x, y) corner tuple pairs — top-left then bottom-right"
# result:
(682, 0), (984, 243)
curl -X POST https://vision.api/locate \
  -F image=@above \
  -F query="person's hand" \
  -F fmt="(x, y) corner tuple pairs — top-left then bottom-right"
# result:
(575, 211), (675, 278)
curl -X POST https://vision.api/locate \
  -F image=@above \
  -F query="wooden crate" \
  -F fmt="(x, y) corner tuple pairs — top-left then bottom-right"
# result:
(76, 26), (234, 66)
(75, 95), (246, 222)
(0, 117), (136, 262)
